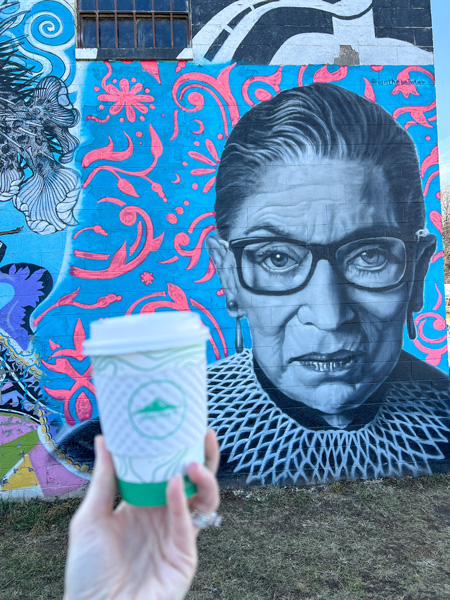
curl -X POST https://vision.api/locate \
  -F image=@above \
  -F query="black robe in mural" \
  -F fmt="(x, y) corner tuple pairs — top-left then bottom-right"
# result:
(207, 350), (450, 485)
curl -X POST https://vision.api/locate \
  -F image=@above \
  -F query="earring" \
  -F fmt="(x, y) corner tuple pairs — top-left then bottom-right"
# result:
(226, 300), (238, 312)
(226, 301), (244, 354)
(407, 313), (417, 340)
(235, 317), (244, 354)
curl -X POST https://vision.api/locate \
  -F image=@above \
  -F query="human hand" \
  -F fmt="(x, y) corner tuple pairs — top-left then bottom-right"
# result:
(63, 430), (220, 600)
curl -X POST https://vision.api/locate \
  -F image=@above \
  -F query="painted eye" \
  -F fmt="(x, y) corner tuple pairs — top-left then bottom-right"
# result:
(266, 252), (291, 269)
(354, 249), (387, 268)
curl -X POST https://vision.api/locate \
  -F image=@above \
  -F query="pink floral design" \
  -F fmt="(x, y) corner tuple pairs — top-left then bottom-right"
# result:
(391, 66), (435, 100)
(140, 271), (155, 285)
(98, 75), (155, 123)
(42, 320), (95, 425)
(392, 78), (420, 99)
(188, 139), (220, 193)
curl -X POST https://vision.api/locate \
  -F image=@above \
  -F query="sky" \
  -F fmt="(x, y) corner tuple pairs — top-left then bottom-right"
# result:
(432, 0), (450, 187)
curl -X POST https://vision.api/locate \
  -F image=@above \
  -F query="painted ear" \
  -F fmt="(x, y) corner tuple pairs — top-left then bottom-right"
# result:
(206, 235), (242, 317)
(408, 233), (437, 314)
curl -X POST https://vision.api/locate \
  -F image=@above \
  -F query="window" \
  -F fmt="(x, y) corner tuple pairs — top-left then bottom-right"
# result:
(78, 0), (190, 59)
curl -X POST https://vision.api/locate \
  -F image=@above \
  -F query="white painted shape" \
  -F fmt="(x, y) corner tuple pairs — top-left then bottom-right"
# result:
(177, 47), (193, 59)
(75, 48), (98, 60)
(364, 41), (433, 66)
(0, 486), (45, 501)
(271, 33), (340, 65)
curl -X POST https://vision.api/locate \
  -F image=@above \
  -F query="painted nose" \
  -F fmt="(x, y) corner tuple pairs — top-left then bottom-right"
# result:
(296, 259), (355, 331)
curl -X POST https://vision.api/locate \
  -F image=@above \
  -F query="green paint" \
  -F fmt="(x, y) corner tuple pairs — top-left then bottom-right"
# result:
(117, 475), (196, 507)
(0, 430), (39, 478)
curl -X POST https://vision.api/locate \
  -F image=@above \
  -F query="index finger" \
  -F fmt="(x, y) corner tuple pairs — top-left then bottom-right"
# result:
(204, 428), (220, 475)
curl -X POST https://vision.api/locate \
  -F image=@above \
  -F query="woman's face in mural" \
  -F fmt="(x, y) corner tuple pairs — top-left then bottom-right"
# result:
(209, 159), (435, 426)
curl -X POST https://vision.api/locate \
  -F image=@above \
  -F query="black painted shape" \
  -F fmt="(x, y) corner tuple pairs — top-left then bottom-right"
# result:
(414, 25), (434, 47)
(192, 0), (433, 60)
(191, 0), (232, 34)
(228, 6), (252, 29)
(56, 418), (102, 468)
(372, 0), (433, 51)
(204, 29), (230, 63)
(96, 47), (182, 59)
(373, 7), (431, 28)
(372, 0), (430, 7)
(232, 7), (333, 65)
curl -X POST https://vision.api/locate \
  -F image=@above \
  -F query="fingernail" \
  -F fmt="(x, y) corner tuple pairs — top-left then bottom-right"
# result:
(190, 462), (200, 474)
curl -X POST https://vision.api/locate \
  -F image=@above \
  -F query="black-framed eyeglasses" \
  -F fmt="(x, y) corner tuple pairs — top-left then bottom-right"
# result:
(228, 235), (416, 296)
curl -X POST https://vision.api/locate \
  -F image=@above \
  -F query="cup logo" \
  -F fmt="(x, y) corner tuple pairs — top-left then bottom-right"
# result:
(128, 379), (186, 440)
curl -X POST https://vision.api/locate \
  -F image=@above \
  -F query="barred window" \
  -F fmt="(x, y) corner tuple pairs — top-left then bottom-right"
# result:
(78, 0), (190, 58)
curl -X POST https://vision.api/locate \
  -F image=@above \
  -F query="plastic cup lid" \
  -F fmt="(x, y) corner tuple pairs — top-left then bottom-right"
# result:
(83, 311), (209, 356)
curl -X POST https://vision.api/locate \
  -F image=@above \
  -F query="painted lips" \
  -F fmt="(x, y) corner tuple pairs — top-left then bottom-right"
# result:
(288, 351), (355, 373)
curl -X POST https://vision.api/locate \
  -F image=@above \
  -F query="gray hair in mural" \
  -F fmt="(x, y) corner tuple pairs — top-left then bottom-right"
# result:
(206, 83), (450, 485)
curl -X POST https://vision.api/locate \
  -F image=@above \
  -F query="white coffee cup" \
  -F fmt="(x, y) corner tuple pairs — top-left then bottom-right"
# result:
(84, 311), (209, 506)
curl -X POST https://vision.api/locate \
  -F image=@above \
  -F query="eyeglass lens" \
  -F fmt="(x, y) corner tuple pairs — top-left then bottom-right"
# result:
(240, 237), (407, 293)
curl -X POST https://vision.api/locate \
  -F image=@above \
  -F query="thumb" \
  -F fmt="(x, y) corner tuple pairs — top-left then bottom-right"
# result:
(77, 435), (117, 519)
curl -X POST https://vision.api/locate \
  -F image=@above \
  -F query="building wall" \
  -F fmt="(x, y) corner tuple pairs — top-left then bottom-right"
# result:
(1, 0), (448, 497)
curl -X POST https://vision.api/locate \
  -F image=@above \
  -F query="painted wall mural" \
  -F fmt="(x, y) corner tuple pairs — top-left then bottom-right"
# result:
(186, 0), (434, 66)
(30, 61), (447, 489)
(0, 0), (448, 497)
(0, 0), (88, 498)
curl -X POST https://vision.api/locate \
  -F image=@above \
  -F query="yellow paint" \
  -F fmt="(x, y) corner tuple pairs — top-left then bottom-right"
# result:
(2, 455), (40, 490)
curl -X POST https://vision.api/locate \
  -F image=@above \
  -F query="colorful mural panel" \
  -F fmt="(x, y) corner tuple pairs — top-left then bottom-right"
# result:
(0, 0), (448, 497)
(29, 60), (448, 488)
(0, 0), (85, 497)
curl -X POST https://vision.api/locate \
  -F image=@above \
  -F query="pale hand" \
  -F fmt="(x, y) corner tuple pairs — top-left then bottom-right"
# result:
(63, 430), (220, 600)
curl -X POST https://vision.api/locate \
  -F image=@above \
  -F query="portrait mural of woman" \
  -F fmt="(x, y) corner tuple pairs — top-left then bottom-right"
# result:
(33, 66), (449, 492)
(206, 83), (450, 485)
(0, 0), (445, 500)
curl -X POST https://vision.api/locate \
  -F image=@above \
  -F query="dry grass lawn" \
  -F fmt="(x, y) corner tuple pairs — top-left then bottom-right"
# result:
(2, 475), (450, 599)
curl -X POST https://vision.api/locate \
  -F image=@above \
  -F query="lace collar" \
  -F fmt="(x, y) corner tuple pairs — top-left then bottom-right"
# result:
(208, 350), (450, 485)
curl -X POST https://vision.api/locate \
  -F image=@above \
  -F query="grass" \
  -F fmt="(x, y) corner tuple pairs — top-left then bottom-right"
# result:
(2, 475), (450, 599)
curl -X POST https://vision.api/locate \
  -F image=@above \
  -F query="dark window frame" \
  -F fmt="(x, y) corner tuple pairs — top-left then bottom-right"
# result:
(77, 0), (191, 60)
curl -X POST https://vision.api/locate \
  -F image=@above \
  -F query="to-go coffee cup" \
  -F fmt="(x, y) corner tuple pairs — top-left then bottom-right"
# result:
(83, 311), (209, 507)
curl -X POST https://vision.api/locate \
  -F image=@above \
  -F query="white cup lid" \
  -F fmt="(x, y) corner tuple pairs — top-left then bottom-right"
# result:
(83, 311), (209, 356)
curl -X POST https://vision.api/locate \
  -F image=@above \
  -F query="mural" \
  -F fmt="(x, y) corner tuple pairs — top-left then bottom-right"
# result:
(186, 0), (434, 65)
(0, 0), (447, 496)
(0, 0), (80, 234)
(0, 0), (87, 498)
(28, 60), (447, 488)
(207, 83), (449, 484)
